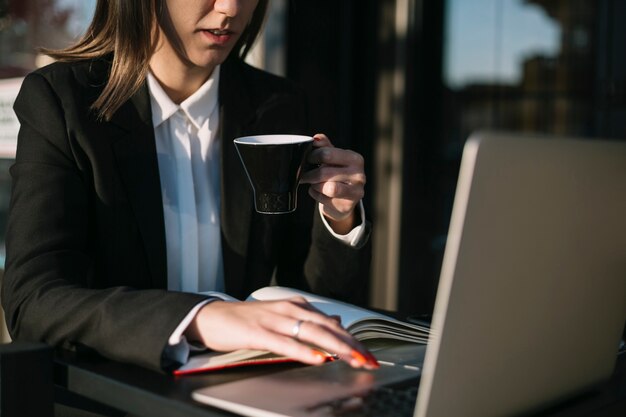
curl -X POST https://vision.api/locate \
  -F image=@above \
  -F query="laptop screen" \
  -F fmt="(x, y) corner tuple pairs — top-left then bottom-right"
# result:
(417, 132), (626, 417)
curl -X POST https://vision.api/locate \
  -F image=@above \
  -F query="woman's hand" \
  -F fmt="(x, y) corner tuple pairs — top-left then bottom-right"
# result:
(185, 297), (379, 369)
(300, 133), (366, 235)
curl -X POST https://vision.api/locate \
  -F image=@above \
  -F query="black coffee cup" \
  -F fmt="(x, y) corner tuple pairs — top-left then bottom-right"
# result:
(234, 134), (314, 214)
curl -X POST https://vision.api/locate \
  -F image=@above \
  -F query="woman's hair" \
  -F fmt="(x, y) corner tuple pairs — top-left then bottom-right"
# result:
(44, 0), (269, 121)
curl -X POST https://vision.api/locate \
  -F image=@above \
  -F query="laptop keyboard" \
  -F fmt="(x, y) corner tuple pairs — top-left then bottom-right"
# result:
(306, 384), (419, 417)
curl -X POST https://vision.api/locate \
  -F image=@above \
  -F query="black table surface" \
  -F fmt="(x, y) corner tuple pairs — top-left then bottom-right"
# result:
(54, 348), (626, 417)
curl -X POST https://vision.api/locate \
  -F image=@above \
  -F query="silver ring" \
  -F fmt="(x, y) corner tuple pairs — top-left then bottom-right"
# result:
(292, 319), (305, 340)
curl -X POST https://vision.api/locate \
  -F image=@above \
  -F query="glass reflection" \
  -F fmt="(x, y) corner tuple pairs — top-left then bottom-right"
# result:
(443, 0), (596, 147)
(445, 0), (560, 88)
(0, 0), (96, 77)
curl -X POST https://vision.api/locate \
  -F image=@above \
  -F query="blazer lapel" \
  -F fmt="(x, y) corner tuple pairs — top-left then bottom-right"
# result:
(110, 84), (168, 289)
(219, 58), (257, 297)
(99, 58), (258, 295)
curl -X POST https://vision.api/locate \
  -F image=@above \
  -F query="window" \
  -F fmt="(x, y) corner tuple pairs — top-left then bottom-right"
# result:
(443, 0), (596, 153)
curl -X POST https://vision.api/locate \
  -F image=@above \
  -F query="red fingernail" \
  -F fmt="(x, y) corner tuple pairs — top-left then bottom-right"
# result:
(311, 349), (327, 361)
(350, 350), (368, 366)
(366, 353), (380, 369)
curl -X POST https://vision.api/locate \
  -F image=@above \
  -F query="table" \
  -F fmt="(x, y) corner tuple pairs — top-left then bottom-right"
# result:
(54, 349), (304, 417)
(53, 349), (626, 417)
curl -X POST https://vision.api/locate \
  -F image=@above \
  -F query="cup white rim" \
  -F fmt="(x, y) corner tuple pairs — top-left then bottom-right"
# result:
(234, 134), (313, 145)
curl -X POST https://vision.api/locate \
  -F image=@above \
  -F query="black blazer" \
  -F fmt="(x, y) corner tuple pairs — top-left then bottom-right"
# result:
(2, 56), (370, 370)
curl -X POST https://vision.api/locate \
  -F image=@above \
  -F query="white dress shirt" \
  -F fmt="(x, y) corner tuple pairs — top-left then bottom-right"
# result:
(148, 69), (224, 294)
(146, 67), (366, 364)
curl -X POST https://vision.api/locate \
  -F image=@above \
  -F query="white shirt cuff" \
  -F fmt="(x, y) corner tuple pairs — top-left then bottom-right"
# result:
(168, 292), (237, 345)
(164, 293), (238, 365)
(318, 200), (366, 247)
(168, 300), (212, 346)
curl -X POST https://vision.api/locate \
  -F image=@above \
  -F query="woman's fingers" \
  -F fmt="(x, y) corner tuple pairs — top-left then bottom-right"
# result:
(308, 181), (365, 201)
(257, 298), (362, 348)
(312, 133), (332, 147)
(254, 326), (375, 368)
(190, 299), (378, 369)
(266, 315), (378, 369)
(308, 188), (356, 220)
(300, 133), (366, 226)
(307, 147), (364, 168)
(281, 312), (353, 346)
(261, 297), (346, 331)
(246, 327), (328, 366)
(300, 167), (366, 188)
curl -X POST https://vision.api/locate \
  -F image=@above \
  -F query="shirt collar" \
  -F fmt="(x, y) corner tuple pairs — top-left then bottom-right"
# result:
(147, 66), (220, 130)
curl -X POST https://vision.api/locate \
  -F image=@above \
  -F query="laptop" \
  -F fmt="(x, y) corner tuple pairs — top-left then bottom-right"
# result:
(192, 131), (626, 417)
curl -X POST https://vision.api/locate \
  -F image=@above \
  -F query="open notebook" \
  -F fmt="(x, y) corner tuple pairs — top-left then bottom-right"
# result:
(176, 286), (429, 375)
(193, 132), (626, 417)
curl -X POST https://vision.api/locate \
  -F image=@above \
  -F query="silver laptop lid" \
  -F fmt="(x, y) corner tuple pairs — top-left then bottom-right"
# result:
(416, 132), (626, 417)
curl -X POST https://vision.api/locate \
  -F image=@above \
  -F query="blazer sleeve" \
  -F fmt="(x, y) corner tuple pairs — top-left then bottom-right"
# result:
(305, 205), (371, 303)
(270, 89), (372, 306)
(1, 72), (208, 371)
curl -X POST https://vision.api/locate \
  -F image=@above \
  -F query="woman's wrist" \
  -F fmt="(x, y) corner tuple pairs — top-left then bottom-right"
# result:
(183, 300), (223, 344)
(324, 209), (358, 235)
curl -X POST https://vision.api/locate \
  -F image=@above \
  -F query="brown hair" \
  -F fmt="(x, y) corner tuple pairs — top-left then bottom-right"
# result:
(44, 0), (268, 121)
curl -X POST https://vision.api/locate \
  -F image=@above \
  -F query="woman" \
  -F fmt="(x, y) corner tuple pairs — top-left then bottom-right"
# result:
(2, 0), (376, 372)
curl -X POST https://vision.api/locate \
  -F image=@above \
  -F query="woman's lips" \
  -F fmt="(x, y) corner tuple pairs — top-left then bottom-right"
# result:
(200, 29), (234, 45)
